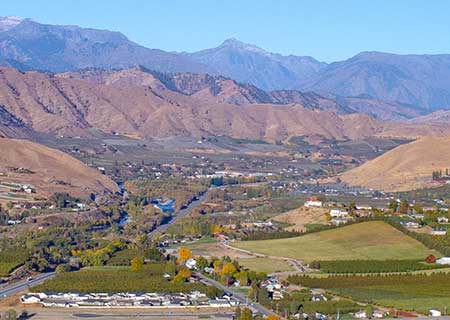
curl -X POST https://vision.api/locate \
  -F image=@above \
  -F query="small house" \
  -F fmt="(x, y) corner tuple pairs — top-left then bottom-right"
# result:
(185, 258), (197, 270)
(437, 216), (449, 224)
(429, 309), (442, 317)
(431, 227), (447, 235)
(436, 257), (450, 265)
(311, 294), (327, 302)
(329, 209), (349, 218)
(304, 200), (323, 208)
(400, 220), (420, 229)
(21, 294), (41, 304)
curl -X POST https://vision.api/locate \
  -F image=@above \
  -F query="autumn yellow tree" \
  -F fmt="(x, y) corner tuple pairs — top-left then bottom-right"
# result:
(221, 262), (237, 276)
(213, 259), (222, 273)
(131, 256), (144, 272)
(173, 266), (191, 283)
(267, 315), (280, 320)
(178, 247), (192, 264)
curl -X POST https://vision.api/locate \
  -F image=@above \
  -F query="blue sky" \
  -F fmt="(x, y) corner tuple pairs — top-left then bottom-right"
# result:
(1, 0), (449, 62)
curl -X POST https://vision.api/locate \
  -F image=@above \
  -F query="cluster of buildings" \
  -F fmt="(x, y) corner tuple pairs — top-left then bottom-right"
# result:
(0, 181), (36, 198)
(354, 310), (387, 319)
(21, 291), (238, 308)
(399, 212), (449, 235)
(304, 198), (357, 226)
(260, 276), (284, 300)
(195, 170), (271, 180)
(329, 208), (351, 226)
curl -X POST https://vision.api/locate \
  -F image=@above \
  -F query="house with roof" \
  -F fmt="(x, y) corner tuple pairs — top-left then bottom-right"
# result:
(311, 294), (327, 302)
(304, 200), (323, 208)
(329, 209), (349, 218)
(400, 220), (420, 229)
(429, 309), (442, 317)
(432, 227), (447, 235)
(437, 216), (449, 223)
(437, 257), (450, 265)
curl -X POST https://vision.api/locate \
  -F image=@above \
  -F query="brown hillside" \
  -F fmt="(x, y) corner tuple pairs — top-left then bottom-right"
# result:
(340, 137), (450, 191)
(0, 138), (118, 198)
(1, 67), (450, 142)
(272, 206), (328, 232)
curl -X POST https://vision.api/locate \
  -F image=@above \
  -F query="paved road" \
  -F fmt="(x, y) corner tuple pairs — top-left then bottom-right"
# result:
(0, 272), (56, 299)
(195, 272), (274, 317)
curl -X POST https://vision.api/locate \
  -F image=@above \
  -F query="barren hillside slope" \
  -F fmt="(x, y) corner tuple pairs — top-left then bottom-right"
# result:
(0, 138), (118, 198)
(2, 68), (450, 142)
(340, 137), (450, 191)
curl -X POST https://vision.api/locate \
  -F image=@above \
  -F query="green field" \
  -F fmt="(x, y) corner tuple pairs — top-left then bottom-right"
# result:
(0, 249), (29, 277)
(233, 221), (440, 262)
(33, 264), (221, 297)
(288, 273), (450, 314)
(238, 257), (294, 274)
(311, 259), (447, 274)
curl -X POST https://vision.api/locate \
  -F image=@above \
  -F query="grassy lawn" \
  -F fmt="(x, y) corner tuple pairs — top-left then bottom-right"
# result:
(238, 257), (294, 274)
(0, 249), (29, 277)
(229, 286), (251, 296)
(0, 262), (22, 277)
(333, 288), (450, 314)
(233, 221), (441, 262)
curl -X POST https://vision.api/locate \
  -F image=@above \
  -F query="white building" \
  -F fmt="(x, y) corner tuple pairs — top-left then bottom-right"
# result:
(429, 309), (442, 317)
(185, 258), (197, 270)
(400, 220), (420, 229)
(21, 294), (41, 304)
(304, 200), (323, 208)
(431, 227), (447, 235)
(329, 209), (349, 218)
(436, 257), (450, 265)
(437, 216), (449, 223)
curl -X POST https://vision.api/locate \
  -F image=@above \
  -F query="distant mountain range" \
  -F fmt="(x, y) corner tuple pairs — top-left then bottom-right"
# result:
(0, 17), (210, 73)
(1, 16), (450, 119)
(299, 52), (450, 111)
(184, 38), (326, 90)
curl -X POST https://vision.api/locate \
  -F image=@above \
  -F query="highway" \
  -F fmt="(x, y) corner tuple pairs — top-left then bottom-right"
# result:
(195, 272), (274, 317)
(0, 272), (56, 299)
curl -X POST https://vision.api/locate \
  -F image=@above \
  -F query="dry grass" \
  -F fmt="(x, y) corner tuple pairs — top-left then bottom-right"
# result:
(184, 241), (253, 259)
(0, 138), (118, 198)
(272, 206), (328, 231)
(238, 257), (294, 273)
(340, 136), (450, 191)
(233, 221), (441, 262)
